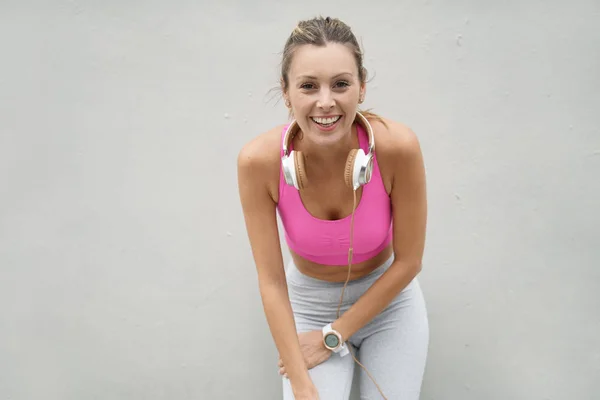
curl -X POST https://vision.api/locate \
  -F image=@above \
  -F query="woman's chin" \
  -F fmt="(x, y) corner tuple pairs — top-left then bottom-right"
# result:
(307, 117), (349, 144)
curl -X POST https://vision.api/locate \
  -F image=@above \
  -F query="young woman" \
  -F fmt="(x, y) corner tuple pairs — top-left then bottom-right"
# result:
(237, 16), (429, 400)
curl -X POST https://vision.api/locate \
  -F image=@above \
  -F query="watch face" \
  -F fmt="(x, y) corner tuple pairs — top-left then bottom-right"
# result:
(324, 333), (340, 349)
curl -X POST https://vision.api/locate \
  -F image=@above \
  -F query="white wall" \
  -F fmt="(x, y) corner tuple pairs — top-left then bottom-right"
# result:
(1, 1), (598, 399)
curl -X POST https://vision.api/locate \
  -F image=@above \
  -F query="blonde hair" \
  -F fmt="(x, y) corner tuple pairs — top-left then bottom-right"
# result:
(280, 16), (385, 126)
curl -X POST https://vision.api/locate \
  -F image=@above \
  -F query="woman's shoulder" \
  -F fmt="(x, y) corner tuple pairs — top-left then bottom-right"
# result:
(238, 124), (285, 168)
(369, 115), (421, 158)
(367, 115), (424, 190)
(237, 124), (286, 199)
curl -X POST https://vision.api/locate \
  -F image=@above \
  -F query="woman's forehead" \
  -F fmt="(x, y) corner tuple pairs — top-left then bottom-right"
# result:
(288, 43), (358, 79)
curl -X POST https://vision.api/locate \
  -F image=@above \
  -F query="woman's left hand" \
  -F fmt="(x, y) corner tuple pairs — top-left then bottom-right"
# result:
(278, 330), (332, 377)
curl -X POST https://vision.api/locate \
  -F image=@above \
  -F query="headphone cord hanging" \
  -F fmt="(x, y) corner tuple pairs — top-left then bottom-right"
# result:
(336, 189), (388, 400)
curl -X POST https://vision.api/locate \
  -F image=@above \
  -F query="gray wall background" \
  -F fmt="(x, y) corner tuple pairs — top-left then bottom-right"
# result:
(1, 1), (598, 399)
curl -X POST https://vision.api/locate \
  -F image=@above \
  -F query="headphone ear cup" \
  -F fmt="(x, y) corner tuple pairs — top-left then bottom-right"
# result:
(344, 149), (358, 189)
(294, 151), (307, 190)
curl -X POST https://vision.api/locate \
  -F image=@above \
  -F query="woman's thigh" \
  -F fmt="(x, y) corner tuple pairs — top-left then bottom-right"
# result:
(354, 278), (429, 400)
(284, 261), (361, 399)
(282, 341), (356, 400)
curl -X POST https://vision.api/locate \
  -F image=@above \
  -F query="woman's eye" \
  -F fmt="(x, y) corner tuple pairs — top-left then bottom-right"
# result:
(300, 81), (349, 90)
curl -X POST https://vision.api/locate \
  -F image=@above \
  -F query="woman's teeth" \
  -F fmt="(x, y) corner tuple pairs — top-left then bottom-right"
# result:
(311, 116), (341, 126)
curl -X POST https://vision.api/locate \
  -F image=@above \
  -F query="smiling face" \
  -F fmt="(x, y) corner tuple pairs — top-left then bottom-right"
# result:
(283, 42), (366, 147)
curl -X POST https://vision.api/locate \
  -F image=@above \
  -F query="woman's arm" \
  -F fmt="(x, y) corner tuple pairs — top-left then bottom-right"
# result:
(237, 137), (314, 391)
(332, 124), (428, 341)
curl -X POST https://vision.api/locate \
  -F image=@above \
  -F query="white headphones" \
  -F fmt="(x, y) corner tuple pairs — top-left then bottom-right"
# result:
(281, 111), (375, 191)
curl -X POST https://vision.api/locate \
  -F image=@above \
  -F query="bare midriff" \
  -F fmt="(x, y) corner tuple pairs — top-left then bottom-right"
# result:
(290, 243), (393, 283)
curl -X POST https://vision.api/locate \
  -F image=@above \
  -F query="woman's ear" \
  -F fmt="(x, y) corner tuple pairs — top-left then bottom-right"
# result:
(280, 78), (291, 108)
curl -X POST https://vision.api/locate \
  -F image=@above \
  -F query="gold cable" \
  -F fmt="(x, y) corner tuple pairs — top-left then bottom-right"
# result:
(336, 189), (387, 400)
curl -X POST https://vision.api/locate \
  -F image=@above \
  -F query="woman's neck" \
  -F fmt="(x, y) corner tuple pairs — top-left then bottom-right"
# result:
(294, 124), (358, 168)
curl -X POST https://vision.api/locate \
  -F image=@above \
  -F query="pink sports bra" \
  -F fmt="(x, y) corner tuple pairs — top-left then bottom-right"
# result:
(276, 123), (393, 266)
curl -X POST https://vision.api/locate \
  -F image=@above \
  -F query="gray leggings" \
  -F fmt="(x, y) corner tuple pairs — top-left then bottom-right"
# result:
(282, 254), (429, 399)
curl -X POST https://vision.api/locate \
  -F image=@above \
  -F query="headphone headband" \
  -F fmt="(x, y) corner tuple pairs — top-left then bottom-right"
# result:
(282, 111), (375, 157)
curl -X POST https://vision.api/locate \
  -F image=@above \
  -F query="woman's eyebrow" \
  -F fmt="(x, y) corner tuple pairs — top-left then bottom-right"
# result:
(295, 72), (353, 81)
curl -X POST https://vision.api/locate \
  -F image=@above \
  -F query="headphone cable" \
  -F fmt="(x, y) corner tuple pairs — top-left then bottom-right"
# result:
(336, 189), (388, 400)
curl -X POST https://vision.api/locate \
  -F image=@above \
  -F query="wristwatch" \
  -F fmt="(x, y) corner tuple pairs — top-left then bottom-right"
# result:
(322, 323), (349, 357)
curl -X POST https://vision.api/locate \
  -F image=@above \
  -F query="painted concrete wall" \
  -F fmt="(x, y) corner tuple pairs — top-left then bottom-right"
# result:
(1, 1), (598, 399)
